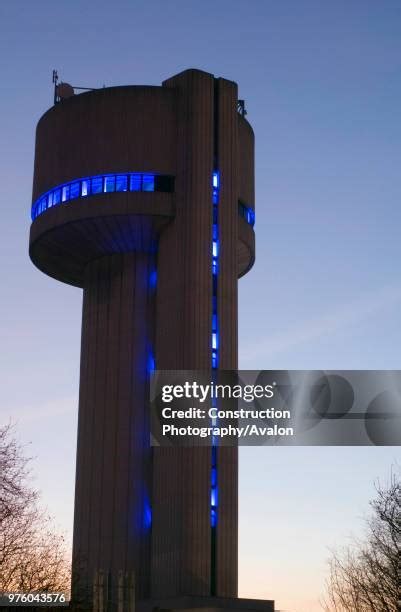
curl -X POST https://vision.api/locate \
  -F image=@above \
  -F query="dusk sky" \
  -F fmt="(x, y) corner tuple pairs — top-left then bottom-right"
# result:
(1, 2), (400, 611)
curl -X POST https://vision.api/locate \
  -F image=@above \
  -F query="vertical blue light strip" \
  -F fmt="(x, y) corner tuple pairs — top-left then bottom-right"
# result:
(145, 264), (157, 529)
(211, 170), (220, 528)
(147, 352), (156, 375)
(146, 345), (154, 529)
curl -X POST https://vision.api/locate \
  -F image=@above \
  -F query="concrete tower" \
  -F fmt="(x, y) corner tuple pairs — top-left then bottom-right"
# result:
(29, 69), (271, 611)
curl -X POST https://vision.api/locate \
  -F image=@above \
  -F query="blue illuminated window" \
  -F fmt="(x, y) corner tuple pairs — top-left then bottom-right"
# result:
(130, 174), (142, 191)
(91, 177), (103, 194)
(104, 175), (115, 193)
(81, 180), (89, 197)
(116, 174), (128, 192)
(238, 201), (255, 227)
(142, 175), (155, 192)
(62, 186), (69, 202)
(247, 209), (255, 225)
(70, 182), (80, 199)
(53, 189), (61, 205)
(212, 172), (220, 205)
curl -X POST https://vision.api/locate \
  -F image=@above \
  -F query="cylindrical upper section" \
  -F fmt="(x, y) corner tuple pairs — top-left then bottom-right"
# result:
(32, 86), (177, 199)
(29, 70), (255, 287)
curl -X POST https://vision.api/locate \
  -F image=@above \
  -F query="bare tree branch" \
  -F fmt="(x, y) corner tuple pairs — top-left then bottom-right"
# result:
(0, 423), (71, 595)
(322, 465), (400, 612)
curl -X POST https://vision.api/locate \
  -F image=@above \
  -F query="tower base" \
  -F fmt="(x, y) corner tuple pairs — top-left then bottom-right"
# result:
(137, 596), (275, 612)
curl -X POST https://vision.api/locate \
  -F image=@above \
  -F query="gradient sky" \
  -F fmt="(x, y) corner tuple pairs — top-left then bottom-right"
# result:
(1, 2), (400, 611)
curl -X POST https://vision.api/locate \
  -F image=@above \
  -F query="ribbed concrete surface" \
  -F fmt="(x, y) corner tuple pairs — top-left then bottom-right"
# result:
(72, 252), (156, 601)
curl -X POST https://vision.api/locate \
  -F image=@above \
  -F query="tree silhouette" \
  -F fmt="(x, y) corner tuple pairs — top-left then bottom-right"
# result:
(0, 422), (71, 594)
(322, 466), (400, 612)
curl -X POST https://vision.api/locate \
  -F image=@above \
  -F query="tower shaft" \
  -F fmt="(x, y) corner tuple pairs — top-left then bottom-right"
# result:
(73, 252), (155, 600)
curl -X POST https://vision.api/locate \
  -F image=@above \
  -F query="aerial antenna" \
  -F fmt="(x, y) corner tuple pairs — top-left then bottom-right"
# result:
(52, 69), (58, 105)
(52, 69), (97, 105)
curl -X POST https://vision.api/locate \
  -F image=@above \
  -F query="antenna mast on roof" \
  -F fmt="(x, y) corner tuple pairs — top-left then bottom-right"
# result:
(51, 69), (97, 105)
(52, 70), (58, 105)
